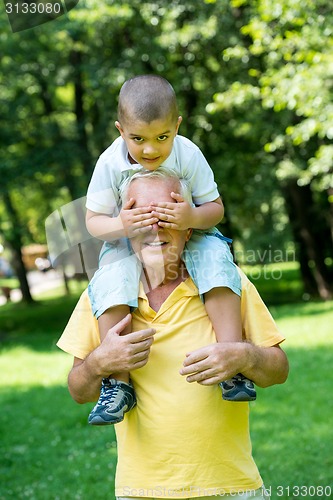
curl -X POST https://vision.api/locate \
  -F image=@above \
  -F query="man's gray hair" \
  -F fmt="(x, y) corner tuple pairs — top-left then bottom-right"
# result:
(121, 167), (193, 206)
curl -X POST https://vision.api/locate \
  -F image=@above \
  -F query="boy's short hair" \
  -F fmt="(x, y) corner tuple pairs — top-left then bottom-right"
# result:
(118, 75), (179, 125)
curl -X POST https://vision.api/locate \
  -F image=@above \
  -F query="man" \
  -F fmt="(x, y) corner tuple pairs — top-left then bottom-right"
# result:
(57, 169), (289, 500)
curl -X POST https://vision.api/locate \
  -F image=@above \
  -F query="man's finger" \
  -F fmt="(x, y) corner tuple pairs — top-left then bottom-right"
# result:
(197, 376), (221, 386)
(182, 349), (209, 366)
(128, 327), (156, 343)
(109, 314), (132, 336)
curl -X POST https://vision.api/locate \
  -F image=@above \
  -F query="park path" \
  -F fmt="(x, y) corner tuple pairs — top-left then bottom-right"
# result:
(0, 269), (64, 306)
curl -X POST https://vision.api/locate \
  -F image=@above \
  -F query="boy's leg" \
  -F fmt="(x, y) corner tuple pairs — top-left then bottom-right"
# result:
(98, 305), (132, 384)
(204, 287), (242, 343)
(205, 287), (256, 402)
(183, 229), (256, 402)
(88, 243), (142, 425)
(88, 306), (137, 425)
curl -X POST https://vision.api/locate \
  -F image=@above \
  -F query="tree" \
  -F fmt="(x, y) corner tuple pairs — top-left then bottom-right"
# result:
(205, 0), (333, 298)
(1, 0), (331, 301)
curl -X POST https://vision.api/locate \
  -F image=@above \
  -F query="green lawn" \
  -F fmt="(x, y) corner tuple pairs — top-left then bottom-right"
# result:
(0, 270), (332, 499)
(250, 300), (333, 498)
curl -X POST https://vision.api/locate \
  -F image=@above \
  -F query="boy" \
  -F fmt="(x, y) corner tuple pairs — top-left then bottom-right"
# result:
(86, 75), (256, 425)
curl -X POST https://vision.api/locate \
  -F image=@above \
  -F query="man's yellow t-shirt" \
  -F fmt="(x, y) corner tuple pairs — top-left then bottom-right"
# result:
(57, 270), (285, 497)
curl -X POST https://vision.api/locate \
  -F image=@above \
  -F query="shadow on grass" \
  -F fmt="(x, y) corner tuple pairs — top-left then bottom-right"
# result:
(0, 295), (82, 352)
(250, 345), (333, 497)
(1, 385), (117, 500)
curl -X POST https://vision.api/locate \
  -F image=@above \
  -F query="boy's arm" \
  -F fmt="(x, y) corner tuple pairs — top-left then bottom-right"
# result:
(191, 196), (224, 230)
(86, 209), (126, 241)
(152, 195), (224, 231)
(86, 199), (159, 241)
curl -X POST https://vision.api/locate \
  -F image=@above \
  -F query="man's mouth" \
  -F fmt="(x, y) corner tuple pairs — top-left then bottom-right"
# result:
(144, 240), (167, 247)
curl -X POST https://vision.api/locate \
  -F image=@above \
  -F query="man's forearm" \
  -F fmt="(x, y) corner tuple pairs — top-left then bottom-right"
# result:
(68, 352), (104, 404)
(243, 343), (289, 388)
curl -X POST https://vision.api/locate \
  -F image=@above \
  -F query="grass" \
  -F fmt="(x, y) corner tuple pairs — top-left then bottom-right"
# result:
(250, 300), (333, 497)
(0, 292), (117, 500)
(0, 266), (332, 499)
(241, 261), (305, 304)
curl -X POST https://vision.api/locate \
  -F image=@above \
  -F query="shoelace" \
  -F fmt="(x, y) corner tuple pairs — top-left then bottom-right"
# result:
(100, 383), (123, 406)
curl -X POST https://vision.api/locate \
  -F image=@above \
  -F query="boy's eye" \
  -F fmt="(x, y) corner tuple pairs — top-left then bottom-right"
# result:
(158, 135), (168, 141)
(132, 137), (144, 143)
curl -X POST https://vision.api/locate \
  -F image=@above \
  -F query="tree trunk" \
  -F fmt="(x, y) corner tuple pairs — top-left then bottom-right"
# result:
(70, 48), (92, 181)
(283, 180), (332, 299)
(2, 192), (34, 303)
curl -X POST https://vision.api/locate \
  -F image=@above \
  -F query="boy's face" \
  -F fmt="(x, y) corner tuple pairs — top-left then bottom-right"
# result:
(115, 115), (182, 171)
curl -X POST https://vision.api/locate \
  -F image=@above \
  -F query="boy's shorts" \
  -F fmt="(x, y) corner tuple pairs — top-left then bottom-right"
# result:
(88, 228), (241, 319)
(183, 228), (241, 298)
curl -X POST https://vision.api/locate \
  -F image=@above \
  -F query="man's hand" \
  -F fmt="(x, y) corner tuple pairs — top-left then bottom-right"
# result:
(119, 198), (159, 238)
(150, 192), (195, 230)
(68, 315), (155, 404)
(179, 341), (289, 388)
(179, 343), (248, 385)
(94, 314), (156, 376)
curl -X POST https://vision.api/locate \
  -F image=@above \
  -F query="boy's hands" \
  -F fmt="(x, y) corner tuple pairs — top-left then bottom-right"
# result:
(119, 198), (159, 238)
(150, 192), (194, 230)
(119, 193), (194, 235)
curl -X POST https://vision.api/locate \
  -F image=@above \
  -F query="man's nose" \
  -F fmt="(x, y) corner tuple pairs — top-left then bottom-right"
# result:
(150, 221), (161, 233)
(150, 222), (164, 233)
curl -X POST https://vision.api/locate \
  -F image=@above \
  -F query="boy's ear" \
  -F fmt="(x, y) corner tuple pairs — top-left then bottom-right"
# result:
(176, 116), (182, 133)
(115, 121), (123, 135)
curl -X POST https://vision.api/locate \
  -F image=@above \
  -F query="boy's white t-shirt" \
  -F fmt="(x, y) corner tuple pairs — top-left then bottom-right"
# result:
(86, 135), (220, 215)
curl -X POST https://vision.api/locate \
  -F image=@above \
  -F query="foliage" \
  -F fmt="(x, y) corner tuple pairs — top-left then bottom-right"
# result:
(205, 0), (332, 290)
(0, 0), (332, 298)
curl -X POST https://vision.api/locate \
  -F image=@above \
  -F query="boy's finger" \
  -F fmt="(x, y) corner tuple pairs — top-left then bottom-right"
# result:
(171, 192), (184, 202)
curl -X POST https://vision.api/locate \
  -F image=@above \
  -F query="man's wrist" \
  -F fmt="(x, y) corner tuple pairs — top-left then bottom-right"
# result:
(240, 342), (258, 377)
(85, 348), (108, 380)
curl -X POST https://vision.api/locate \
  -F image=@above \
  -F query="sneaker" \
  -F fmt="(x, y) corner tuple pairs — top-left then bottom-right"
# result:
(219, 374), (256, 402)
(88, 378), (137, 425)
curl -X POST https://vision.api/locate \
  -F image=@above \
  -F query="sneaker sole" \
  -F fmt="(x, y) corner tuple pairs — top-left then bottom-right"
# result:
(88, 414), (124, 425)
(88, 401), (137, 426)
(223, 392), (256, 402)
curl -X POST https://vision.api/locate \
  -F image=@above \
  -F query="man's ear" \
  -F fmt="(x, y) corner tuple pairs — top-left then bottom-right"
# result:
(186, 228), (193, 242)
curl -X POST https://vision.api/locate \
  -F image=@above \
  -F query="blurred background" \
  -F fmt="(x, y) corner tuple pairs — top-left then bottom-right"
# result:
(1, 0), (332, 499)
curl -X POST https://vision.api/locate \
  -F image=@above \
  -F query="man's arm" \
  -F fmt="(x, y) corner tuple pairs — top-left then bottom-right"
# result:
(67, 315), (155, 404)
(179, 342), (289, 388)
